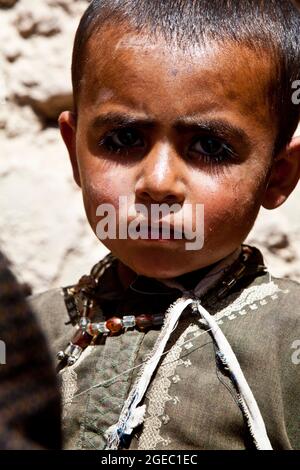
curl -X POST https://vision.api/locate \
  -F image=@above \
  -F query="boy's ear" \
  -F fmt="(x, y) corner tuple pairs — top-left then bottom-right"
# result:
(262, 136), (300, 210)
(58, 111), (81, 188)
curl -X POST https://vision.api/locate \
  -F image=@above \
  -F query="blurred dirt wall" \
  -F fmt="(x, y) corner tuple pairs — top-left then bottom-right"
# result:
(0, 0), (299, 293)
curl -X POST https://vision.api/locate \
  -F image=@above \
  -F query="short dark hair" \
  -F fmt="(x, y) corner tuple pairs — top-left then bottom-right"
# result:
(72, 0), (300, 155)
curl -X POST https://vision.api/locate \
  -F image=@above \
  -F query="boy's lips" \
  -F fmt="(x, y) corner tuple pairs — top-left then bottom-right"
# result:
(132, 223), (186, 241)
(147, 225), (184, 240)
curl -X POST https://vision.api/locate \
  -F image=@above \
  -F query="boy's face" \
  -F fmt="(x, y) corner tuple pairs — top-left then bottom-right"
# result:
(60, 26), (293, 278)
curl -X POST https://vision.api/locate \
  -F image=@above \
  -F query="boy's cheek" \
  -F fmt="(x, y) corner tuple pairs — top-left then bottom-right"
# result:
(203, 201), (253, 239)
(202, 176), (264, 240)
(79, 163), (126, 203)
(80, 178), (136, 236)
(81, 185), (118, 231)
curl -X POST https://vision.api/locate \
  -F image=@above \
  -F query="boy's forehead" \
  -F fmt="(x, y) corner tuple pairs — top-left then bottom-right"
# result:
(79, 27), (275, 138)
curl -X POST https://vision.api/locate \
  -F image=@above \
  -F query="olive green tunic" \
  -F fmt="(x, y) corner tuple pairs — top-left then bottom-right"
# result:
(29, 248), (300, 450)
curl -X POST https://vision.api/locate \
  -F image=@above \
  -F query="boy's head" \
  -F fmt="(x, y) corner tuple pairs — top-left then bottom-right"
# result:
(59, 0), (300, 279)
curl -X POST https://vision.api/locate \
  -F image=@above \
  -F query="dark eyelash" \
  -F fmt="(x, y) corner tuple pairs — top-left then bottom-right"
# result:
(200, 153), (228, 164)
(98, 128), (238, 164)
(216, 144), (238, 162)
(188, 140), (238, 165)
(97, 130), (121, 149)
(194, 149), (237, 175)
(98, 126), (142, 154)
(98, 137), (120, 156)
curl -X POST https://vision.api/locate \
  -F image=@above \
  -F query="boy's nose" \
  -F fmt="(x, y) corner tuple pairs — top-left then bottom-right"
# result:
(134, 142), (186, 205)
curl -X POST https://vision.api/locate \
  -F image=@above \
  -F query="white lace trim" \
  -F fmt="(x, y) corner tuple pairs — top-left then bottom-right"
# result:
(137, 324), (197, 450)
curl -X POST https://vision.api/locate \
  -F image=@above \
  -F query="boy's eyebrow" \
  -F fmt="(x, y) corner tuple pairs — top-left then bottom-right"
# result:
(91, 112), (156, 129)
(174, 115), (251, 148)
(91, 112), (251, 147)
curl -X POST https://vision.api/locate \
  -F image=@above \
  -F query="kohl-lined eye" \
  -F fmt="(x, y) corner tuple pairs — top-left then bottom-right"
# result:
(188, 135), (237, 163)
(99, 127), (145, 153)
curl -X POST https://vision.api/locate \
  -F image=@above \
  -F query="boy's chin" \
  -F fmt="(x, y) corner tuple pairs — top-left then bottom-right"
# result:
(138, 267), (187, 280)
(118, 256), (203, 281)
(101, 241), (190, 278)
(102, 239), (241, 280)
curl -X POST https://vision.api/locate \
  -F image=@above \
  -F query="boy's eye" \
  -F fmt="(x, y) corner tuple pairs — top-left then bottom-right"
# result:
(192, 136), (223, 155)
(99, 128), (237, 164)
(100, 128), (145, 153)
(189, 135), (236, 163)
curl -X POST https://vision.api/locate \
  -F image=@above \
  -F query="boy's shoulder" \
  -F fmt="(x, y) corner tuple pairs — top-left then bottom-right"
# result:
(264, 275), (300, 315)
(213, 271), (300, 327)
(257, 273), (300, 300)
(271, 275), (300, 290)
(268, 275), (300, 323)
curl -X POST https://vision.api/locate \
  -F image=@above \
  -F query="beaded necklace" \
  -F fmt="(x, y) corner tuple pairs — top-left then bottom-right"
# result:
(57, 246), (266, 367)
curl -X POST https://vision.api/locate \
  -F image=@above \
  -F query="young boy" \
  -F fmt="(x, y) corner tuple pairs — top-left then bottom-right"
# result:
(30, 0), (300, 450)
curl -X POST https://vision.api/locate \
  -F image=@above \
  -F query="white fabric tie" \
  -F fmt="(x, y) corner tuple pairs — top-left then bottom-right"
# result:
(194, 300), (272, 450)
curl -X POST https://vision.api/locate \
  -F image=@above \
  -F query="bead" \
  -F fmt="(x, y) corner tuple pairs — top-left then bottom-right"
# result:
(79, 317), (90, 331)
(135, 314), (153, 330)
(67, 356), (77, 366)
(106, 316), (123, 334)
(56, 351), (65, 360)
(64, 344), (83, 365)
(77, 275), (97, 294)
(96, 322), (110, 334)
(80, 298), (91, 317)
(72, 329), (93, 349)
(87, 323), (99, 336)
(152, 314), (165, 326)
(122, 315), (136, 328)
(64, 343), (74, 357)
